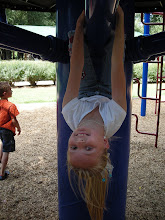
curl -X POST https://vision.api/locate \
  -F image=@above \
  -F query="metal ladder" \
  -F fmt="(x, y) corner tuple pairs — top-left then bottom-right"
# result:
(132, 12), (164, 148)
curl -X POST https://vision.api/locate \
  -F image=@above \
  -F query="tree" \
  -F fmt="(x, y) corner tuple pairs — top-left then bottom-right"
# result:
(134, 13), (163, 35)
(6, 9), (56, 26)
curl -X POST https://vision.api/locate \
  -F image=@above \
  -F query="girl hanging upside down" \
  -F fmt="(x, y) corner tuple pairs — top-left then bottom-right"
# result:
(62, 5), (126, 220)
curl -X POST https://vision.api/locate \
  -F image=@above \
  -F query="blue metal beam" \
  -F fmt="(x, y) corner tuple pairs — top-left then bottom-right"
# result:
(1, 17), (165, 63)
(141, 13), (150, 116)
(0, 21), (69, 63)
(0, 8), (7, 23)
(57, 0), (134, 219)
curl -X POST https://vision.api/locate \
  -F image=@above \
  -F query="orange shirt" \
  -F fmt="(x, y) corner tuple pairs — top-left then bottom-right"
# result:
(0, 99), (19, 134)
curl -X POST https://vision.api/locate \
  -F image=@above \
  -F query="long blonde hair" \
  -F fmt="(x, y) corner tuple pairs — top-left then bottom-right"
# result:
(67, 149), (111, 220)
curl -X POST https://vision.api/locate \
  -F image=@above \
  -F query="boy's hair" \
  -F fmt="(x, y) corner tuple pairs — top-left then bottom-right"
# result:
(67, 149), (110, 220)
(0, 82), (10, 97)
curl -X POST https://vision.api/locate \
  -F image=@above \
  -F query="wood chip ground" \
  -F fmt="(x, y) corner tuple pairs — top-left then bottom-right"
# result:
(0, 99), (164, 220)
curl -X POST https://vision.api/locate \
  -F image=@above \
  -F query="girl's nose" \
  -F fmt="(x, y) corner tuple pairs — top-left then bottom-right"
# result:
(76, 135), (86, 143)
(76, 138), (85, 142)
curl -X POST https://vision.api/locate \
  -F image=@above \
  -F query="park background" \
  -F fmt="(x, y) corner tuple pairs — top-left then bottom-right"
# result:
(0, 9), (165, 220)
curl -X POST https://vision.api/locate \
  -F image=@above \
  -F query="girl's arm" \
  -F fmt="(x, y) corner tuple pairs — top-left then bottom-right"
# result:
(62, 11), (85, 108)
(111, 6), (127, 111)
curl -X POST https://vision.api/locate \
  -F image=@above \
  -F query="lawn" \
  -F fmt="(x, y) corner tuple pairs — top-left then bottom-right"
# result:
(9, 83), (165, 104)
(132, 83), (165, 99)
(10, 85), (57, 104)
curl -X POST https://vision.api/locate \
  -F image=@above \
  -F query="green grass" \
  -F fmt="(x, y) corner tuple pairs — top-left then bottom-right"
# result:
(10, 86), (56, 104)
(8, 83), (165, 104)
(132, 83), (165, 99)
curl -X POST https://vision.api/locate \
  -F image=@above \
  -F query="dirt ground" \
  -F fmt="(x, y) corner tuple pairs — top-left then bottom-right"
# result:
(0, 99), (164, 220)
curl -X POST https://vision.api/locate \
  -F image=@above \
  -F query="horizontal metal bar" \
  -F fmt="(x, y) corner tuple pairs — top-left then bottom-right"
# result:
(132, 114), (157, 137)
(141, 13), (164, 26)
(0, 21), (69, 63)
(133, 78), (159, 101)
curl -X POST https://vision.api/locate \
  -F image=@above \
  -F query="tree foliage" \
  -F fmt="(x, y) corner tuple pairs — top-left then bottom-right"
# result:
(6, 9), (56, 26)
(135, 13), (163, 35)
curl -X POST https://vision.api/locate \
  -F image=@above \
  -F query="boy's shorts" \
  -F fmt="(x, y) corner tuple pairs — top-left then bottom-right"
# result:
(0, 128), (15, 152)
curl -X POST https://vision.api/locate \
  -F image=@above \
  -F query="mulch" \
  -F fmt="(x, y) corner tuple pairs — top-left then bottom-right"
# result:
(0, 100), (164, 220)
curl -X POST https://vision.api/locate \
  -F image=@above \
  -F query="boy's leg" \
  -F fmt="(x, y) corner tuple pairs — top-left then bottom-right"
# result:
(0, 129), (15, 178)
(0, 152), (9, 176)
(0, 140), (2, 161)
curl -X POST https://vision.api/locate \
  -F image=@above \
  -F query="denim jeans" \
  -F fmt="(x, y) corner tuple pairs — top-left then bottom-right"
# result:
(68, 30), (115, 99)
(78, 34), (114, 99)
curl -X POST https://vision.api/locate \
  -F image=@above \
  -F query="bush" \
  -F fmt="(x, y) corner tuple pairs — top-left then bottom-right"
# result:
(0, 60), (25, 85)
(133, 63), (143, 80)
(0, 60), (164, 85)
(0, 60), (56, 85)
(133, 62), (165, 83)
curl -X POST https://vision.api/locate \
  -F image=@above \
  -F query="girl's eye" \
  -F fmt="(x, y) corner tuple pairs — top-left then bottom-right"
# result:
(70, 146), (77, 150)
(86, 146), (93, 151)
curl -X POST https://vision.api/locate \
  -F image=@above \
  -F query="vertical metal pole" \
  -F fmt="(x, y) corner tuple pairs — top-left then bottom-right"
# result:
(0, 8), (7, 23)
(0, 8), (7, 61)
(57, 1), (90, 219)
(141, 13), (150, 116)
(104, 0), (134, 218)
(57, 0), (133, 219)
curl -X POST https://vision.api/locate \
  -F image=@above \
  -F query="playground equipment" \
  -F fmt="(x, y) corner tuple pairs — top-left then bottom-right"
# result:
(132, 11), (165, 148)
(0, 0), (165, 219)
(141, 13), (150, 117)
(57, 1), (133, 219)
(0, 19), (69, 63)
(153, 13), (165, 113)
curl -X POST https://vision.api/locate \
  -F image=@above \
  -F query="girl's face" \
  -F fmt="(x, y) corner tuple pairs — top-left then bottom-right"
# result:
(68, 126), (109, 168)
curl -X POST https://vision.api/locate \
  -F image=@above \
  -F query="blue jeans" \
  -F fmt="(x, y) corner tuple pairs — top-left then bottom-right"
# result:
(0, 128), (15, 152)
(78, 33), (115, 99)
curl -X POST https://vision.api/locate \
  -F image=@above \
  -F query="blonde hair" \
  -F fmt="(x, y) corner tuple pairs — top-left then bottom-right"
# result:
(67, 149), (111, 220)
(0, 82), (10, 97)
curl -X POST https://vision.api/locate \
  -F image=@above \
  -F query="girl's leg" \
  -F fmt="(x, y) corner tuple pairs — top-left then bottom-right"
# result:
(78, 40), (98, 98)
(67, 27), (97, 99)
(79, 35), (115, 99)
(98, 32), (115, 98)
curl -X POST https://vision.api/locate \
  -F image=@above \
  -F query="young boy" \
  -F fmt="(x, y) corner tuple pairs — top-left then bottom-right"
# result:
(0, 82), (21, 180)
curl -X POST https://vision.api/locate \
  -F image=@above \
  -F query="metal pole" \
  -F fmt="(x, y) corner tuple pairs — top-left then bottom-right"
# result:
(141, 13), (150, 116)
(57, 0), (133, 219)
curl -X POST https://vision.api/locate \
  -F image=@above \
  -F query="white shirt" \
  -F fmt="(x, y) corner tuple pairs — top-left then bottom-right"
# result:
(62, 95), (126, 138)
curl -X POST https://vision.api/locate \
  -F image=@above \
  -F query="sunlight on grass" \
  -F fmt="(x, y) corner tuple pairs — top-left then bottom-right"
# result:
(132, 83), (165, 99)
(10, 86), (57, 104)
(8, 83), (165, 104)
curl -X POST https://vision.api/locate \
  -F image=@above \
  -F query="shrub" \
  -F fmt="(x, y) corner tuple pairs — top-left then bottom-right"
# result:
(0, 60), (25, 85)
(133, 62), (165, 83)
(0, 60), (164, 85)
(0, 60), (56, 85)
(133, 63), (143, 80)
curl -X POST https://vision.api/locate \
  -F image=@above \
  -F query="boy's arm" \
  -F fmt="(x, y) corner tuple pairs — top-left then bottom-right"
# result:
(111, 6), (127, 111)
(62, 11), (85, 108)
(12, 117), (21, 135)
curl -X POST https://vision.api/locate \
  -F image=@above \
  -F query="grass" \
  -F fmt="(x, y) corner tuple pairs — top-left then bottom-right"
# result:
(8, 83), (165, 104)
(132, 83), (165, 99)
(10, 85), (57, 104)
